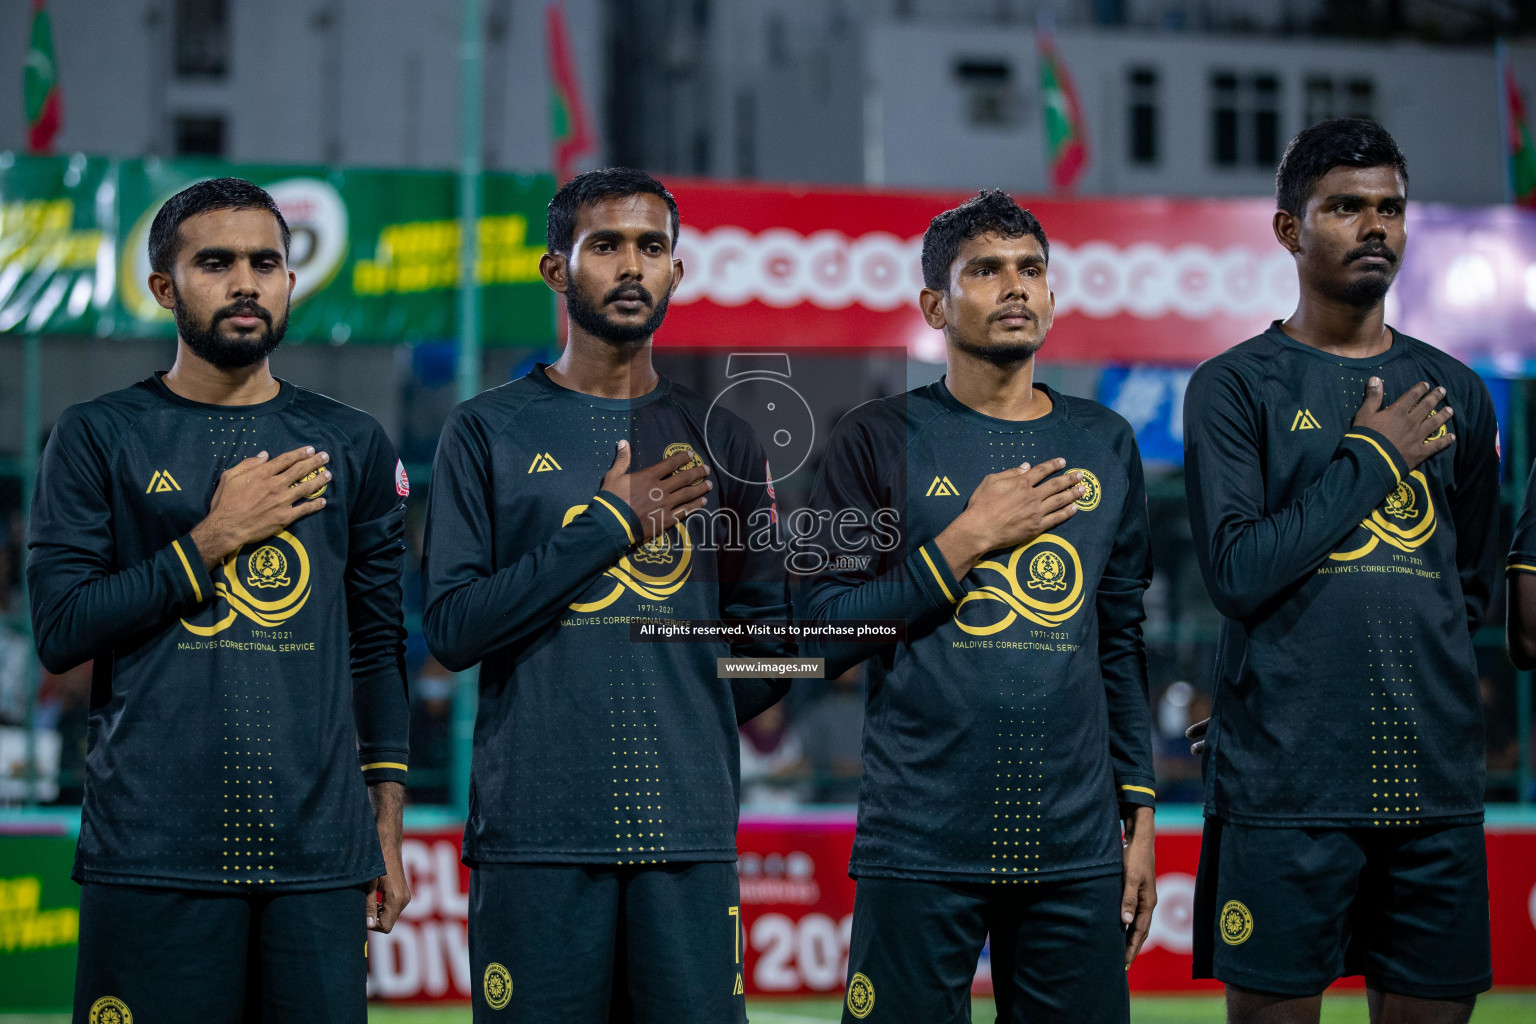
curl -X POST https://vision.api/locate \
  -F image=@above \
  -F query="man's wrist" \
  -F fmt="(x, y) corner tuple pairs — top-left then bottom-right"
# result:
(935, 518), (988, 579)
(1123, 803), (1155, 838)
(189, 518), (236, 569)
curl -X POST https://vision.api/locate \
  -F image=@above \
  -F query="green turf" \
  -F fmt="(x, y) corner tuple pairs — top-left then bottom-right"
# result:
(4, 994), (1534, 1022)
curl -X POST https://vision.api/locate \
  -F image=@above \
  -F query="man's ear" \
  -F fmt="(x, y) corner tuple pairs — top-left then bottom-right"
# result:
(148, 270), (177, 311)
(918, 287), (947, 330)
(539, 251), (570, 294)
(667, 256), (684, 298)
(1273, 208), (1302, 256)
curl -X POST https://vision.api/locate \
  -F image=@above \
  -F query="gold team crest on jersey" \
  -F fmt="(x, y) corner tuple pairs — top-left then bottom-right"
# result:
(1328, 469), (1436, 563)
(1067, 468), (1101, 511)
(953, 533), (1086, 634)
(291, 465), (328, 498)
(180, 530), (313, 636)
(88, 997), (132, 1024)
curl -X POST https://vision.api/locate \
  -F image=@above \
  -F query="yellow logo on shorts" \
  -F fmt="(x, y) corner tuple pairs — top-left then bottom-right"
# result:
(846, 972), (875, 1018)
(88, 997), (132, 1024)
(484, 962), (513, 1010)
(1068, 468), (1101, 511)
(1220, 900), (1254, 945)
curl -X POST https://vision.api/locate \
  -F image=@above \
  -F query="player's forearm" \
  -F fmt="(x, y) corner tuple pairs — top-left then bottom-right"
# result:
(1190, 434), (1402, 620)
(422, 500), (638, 671)
(798, 542), (959, 677)
(367, 780), (405, 846)
(28, 537), (212, 673)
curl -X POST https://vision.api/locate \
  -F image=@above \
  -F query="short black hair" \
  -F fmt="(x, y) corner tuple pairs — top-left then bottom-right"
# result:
(546, 167), (680, 256)
(921, 189), (1049, 291)
(1275, 118), (1409, 217)
(148, 177), (291, 275)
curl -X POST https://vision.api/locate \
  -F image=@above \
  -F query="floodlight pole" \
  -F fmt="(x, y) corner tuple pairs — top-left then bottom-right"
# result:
(452, 0), (484, 817)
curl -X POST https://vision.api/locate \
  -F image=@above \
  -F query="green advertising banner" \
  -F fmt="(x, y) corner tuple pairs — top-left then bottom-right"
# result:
(0, 834), (80, 1012)
(0, 153), (558, 345)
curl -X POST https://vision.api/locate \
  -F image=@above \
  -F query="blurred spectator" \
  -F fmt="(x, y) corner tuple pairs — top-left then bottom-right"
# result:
(795, 665), (865, 803)
(38, 660), (91, 805)
(740, 702), (809, 806)
(409, 656), (454, 805)
(1151, 680), (1209, 804)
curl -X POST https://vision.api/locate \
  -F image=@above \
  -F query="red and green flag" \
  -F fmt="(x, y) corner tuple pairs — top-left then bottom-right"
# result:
(545, 1), (594, 183)
(24, 0), (62, 154)
(1037, 28), (1087, 193)
(1506, 68), (1536, 207)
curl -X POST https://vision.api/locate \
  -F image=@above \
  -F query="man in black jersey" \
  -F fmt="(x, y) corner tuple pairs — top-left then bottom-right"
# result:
(27, 178), (410, 1023)
(421, 168), (788, 1023)
(798, 190), (1157, 1024)
(1506, 473), (1536, 665)
(1183, 120), (1498, 1023)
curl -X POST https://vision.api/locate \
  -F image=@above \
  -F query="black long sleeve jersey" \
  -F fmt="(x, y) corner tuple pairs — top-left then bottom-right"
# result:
(28, 374), (409, 891)
(797, 379), (1156, 885)
(1510, 461), (1536, 577)
(1183, 324), (1499, 828)
(420, 365), (789, 867)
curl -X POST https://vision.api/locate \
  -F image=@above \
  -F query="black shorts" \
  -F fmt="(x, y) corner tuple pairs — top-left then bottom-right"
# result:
(1193, 817), (1492, 999)
(73, 882), (368, 1024)
(840, 874), (1129, 1024)
(468, 860), (746, 1024)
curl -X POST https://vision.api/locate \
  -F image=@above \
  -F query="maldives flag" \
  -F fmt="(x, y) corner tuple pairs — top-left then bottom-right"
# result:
(24, 0), (61, 154)
(546, 1), (594, 183)
(1037, 29), (1087, 193)
(1506, 69), (1536, 207)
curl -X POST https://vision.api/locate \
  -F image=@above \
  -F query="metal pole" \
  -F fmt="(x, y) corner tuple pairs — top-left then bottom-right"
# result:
(1515, 379), (1533, 804)
(1497, 38), (1515, 206)
(451, 0), (484, 817)
(21, 332), (41, 805)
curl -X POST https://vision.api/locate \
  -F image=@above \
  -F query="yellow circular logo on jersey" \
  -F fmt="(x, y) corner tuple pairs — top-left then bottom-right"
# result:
(1027, 550), (1069, 591)
(1220, 900), (1253, 945)
(292, 465), (328, 498)
(955, 533), (1086, 634)
(846, 972), (875, 1018)
(484, 962), (513, 1010)
(1383, 480), (1418, 520)
(88, 997), (133, 1024)
(247, 545), (291, 588)
(1068, 468), (1101, 511)
(663, 441), (704, 474)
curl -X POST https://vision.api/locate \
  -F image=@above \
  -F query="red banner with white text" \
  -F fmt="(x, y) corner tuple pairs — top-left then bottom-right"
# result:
(658, 181), (1289, 366)
(370, 816), (1536, 1001)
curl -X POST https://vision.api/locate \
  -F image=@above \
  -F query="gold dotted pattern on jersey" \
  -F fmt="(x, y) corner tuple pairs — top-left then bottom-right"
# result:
(611, 659), (666, 863)
(986, 436), (1046, 884)
(208, 414), (261, 471)
(990, 699), (1044, 883)
(222, 676), (277, 883)
(1364, 605), (1423, 826)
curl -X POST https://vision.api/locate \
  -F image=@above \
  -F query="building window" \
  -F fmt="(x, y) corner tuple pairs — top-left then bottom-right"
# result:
(1128, 66), (1159, 166)
(1305, 75), (1374, 126)
(174, 115), (226, 157)
(1210, 70), (1281, 168)
(174, 0), (229, 79)
(955, 59), (1019, 129)
(1345, 78), (1374, 119)
(1305, 76), (1334, 126)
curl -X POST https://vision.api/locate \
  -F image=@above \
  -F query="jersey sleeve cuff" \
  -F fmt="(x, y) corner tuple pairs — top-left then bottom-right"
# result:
(1339, 426), (1408, 493)
(170, 533), (215, 606)
(590, 490), (643, 549)
(1509, 556), (1536, 575)
(360, 751), (409, 785)
(1116, 780), (1157, 812)
(910, 540), (962, 609)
